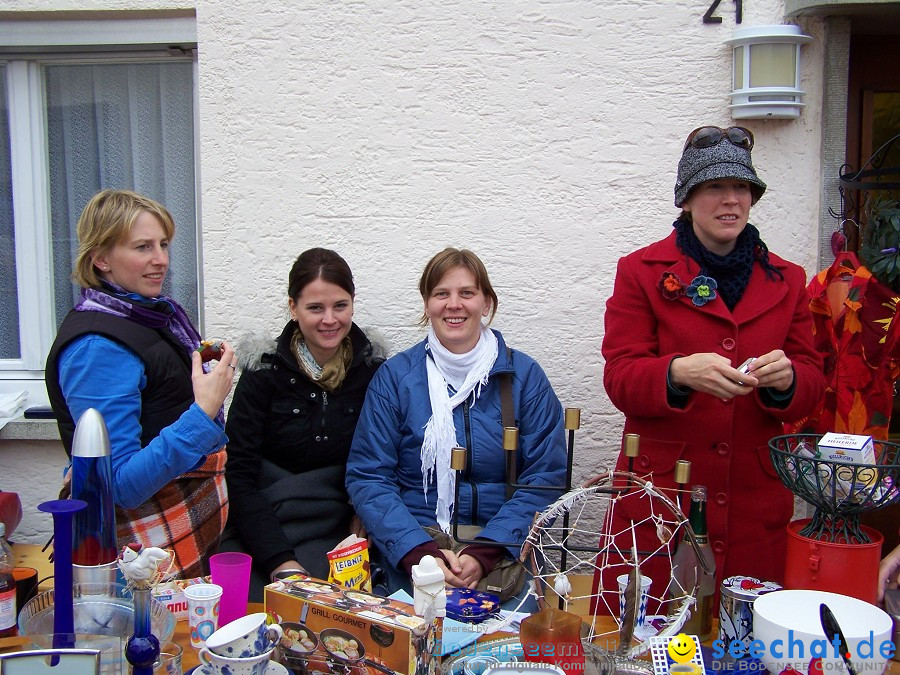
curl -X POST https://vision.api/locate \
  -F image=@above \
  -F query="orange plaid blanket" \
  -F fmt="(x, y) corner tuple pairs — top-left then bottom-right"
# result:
(116, 447), (228, 578)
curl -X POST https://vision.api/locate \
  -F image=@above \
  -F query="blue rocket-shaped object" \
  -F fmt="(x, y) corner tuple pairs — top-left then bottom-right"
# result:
(70, 408), (118, 583)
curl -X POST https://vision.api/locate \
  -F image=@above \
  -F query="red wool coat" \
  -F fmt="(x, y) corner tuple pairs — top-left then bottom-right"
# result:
(597, 231), (825, 607)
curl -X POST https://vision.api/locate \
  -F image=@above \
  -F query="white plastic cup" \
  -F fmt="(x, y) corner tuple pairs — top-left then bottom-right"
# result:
(616, 574), (652, 628)
(183, 582), (223, 648)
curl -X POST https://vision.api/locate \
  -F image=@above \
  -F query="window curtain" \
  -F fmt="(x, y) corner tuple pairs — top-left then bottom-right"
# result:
(0, 66), (20, 359)
(46, 61), (199, 327)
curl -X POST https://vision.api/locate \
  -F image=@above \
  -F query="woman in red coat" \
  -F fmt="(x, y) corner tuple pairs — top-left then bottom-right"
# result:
(599, 126), (825, 608)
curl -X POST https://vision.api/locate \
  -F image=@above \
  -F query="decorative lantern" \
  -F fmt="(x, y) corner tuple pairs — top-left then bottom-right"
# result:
(725, 25), (812, 120)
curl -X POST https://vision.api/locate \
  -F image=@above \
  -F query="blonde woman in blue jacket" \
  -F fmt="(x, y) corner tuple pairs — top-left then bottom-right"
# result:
(346, 248), (566, 598)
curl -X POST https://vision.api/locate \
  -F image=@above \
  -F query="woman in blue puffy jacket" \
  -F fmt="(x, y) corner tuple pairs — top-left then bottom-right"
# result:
(346, 248), (566, 596)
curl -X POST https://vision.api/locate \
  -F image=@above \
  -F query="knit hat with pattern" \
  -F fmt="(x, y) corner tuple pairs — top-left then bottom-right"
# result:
(674, 137), (766, 207)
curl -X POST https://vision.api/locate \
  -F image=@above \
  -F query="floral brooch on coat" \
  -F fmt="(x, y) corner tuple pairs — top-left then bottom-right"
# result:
(658, 272), (685, 300)
(686, 275), (718, 306)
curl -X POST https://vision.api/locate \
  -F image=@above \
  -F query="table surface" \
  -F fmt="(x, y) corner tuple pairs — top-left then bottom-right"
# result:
(6, 544), (899, 674)
(11, 543), (54, 589)
(177, 604), (900, 674)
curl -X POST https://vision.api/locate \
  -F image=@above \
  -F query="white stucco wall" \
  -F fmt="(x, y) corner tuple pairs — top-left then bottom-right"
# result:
(0, 440), (61, 543)
(1, 1), (194, 10)
(194, 0), (826, 483)
(1, 0), (828, 542)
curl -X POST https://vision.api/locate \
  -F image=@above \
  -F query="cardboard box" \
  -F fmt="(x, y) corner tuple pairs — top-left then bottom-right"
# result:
(151, 576), (210, 621)
(816, 433), (878, 489)
(265, 576), (440, 675)
(816, 433), (876, 464)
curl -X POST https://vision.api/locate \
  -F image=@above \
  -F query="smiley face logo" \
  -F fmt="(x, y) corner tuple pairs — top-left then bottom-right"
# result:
(667, 633), (696, 664)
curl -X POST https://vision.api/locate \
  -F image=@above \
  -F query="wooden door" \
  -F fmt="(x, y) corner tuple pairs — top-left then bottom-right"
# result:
(846, 33), (900, 555)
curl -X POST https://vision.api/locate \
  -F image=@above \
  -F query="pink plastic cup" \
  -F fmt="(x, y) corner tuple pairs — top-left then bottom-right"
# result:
(209, 552), (252, 627)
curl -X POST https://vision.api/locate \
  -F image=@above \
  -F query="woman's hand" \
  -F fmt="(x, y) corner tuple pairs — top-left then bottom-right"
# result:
(669, 352), (757, 399)
(436, 549), (484, 589)
(435, 548), (465, 587)
(745, 349), (794, 392)
(270, 559), (309, 582)
(350, 514), (367, 539)
(191, 341), (237, 419)
(455, 554), (485, 588)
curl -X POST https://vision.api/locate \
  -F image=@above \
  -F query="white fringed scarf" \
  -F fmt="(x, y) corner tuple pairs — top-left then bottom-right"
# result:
(421, 324), (498, 532)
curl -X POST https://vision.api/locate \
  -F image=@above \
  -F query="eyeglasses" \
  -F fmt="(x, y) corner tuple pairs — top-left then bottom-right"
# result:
(683, 126), (754, 152)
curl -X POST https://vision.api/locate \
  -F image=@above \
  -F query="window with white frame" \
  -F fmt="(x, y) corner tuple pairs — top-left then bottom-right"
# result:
(0, 14), (201, 405)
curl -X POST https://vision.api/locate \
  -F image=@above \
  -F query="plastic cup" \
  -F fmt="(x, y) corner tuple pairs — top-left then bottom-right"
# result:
(670, 666), (702, 675)
(183, 583), (223, 648)
(154, 640), (183, 674)
(617, 573), (652, 628)
(209, 552), (252, 627)
(519, 607), (584, 675)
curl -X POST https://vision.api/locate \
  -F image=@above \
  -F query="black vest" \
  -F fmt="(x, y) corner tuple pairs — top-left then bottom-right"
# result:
(45, 310), (194, 456)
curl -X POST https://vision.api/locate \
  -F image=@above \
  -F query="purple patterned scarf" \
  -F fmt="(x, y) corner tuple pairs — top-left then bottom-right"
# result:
(75, 280), (201, 353)
(75, 281), (224, 423)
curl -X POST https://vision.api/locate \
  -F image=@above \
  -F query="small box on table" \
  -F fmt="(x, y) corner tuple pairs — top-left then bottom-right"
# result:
(265, 576), (441, 675)
(816, 433), (876, 464)
(151, 575), (210, 621)
(816, 432), (878, 490)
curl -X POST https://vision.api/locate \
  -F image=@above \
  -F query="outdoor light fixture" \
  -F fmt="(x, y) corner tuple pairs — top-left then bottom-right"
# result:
(725, 24), (812, 120)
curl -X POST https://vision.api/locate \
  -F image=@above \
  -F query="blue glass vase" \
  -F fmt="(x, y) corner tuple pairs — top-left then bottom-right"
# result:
(124, 586), (160, 675)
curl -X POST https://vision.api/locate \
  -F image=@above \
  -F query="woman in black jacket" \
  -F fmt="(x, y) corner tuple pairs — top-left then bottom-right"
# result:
(223, 248), (382, 598)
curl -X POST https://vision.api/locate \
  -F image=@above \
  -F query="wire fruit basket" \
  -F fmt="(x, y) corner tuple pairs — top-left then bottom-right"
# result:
(768, 433), (900, 543)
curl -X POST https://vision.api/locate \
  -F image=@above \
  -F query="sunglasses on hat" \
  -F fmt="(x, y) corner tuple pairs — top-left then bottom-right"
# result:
(683, 126), (754, 152)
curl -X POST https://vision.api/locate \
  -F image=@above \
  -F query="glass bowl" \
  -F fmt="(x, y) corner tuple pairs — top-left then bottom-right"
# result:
(17, 581), (176, 641)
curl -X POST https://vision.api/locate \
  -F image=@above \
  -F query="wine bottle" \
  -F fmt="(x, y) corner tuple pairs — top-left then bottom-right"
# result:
(674, 485), (715, 639)
(0, 523), (17, 638)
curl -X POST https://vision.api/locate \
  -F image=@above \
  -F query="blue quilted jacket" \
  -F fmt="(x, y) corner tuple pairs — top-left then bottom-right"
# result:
(346, 329), (567, 569)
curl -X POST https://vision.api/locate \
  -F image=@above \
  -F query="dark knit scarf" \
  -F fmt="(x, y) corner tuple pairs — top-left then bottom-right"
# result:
(673, 218), (784, 310)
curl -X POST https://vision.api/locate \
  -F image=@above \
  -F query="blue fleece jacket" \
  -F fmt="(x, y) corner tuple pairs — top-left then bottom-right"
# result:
(58, 334), (226, 508)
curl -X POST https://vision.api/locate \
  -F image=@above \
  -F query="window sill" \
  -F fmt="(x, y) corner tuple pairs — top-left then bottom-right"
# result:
(0, 417), (60, 442)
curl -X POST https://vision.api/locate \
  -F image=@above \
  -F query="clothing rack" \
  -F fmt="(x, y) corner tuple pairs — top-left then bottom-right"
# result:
(839, 131), (900, 192)
(829, 131), (900, 249)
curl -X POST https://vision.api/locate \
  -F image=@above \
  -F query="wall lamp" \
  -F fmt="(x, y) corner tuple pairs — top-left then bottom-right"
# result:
(725, 24), (813, 120)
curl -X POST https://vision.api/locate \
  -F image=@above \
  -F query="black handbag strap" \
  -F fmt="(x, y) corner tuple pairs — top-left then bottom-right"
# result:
(499, 371), (514, 430)
(499, 346), (515, 429)
(499, 347), (518, 499)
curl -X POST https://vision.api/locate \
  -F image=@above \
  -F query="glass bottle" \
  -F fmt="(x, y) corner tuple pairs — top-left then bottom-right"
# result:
(0, 523), (17, 638)
(673, 485), (715, 639)
(124, 585), (160, 675)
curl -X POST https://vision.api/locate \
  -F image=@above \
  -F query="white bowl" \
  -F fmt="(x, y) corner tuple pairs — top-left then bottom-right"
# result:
(752, 589), (892, 675)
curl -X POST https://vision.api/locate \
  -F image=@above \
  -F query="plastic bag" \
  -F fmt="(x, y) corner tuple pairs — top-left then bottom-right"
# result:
(327, 534), (371, 591)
